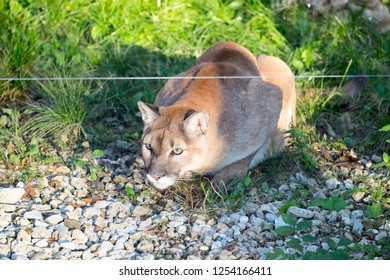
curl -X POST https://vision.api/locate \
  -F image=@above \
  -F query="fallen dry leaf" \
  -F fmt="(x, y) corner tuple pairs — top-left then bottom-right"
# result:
(81, 197), (104, 205)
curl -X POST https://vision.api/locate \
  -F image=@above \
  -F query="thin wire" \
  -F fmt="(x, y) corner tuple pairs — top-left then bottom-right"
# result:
(0, 74), (390, 81)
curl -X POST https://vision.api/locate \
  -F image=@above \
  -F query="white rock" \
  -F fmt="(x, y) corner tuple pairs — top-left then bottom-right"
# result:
(31, 227), (51, 239)
(371, 155), (382, 163)
(250, 215), (264, 228)
(352, 220), (364, 233)
(70, 177), (87, 189)
(71, 229), (88, 243)
(24, 210), (43, 220)
(17, 229), (32, 243)
(137, 240), (154, 253)
(352, 192), (365, 202)
(98, 241), (114, 257)
(274, 216), (290, 229)
(83, 207), (102, 218)
(0, 215), (10, 228)
(260, 203), (279, 214)
(11, 252), (28, 260)
(139, 218), (152, 230)
(177, 225), (187, 235)
(375, 232), (388, 241)
(265, 213), (277, 223)
(0, 188), (25, 204)
(326, 178), (339, 190)
(93, 200), (112, 209)
(133, 206), (152, 217)
(59, 240), (76, 250)
(45, 214), (63, 225)
(287, 206), (314, 219)
(351, 210), (364, 220)
(34, 239), (48, 248)
(57, 166), (71, 174)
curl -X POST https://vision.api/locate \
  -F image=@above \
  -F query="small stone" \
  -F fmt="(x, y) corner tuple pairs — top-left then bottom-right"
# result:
(83, 207), (102, 218)
(352, 220), (364, 233)
(326, 178), (339, 190)
(287, 206), (314, 219)
(250, 215), (264, 227)
(260, 203), (278, 214)
(274, 216), (290, 229)
(0, 188), (25, 204)
(59, 240), (76, 250)
(71, 229), (88, 243)
(31, 227), (50, 239)
(375, 232), (388, 241)
(321, 242), (330, 251)
(265, 213), (277, 223)
(24, 210), (43, 220)
(199, 245), (209, 251)
(352, 192), (365, 202)
(351, 210), (364, 220)
(98, 241), (114, 257)
(56, 165), (71, 174)
(0, 244), (10, 258)
(0, 215), (10, 228)
(113, 175), (128, 183)
(133, 206), (152, 217)
(371, 155), (382, 163)
(11, 252), (28, 260)
(64, 218), (81, 230)
(34, 239), (48, 248)
(17, 229), (32, 243)
(70, 177), (87, 189)
(137, 240), (154, 253)
(279, 185), (289, 191)
(45, 214), (63, 225)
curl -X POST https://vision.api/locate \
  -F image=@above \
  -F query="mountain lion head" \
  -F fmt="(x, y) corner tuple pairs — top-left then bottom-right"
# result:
(138, 101), (209, 190)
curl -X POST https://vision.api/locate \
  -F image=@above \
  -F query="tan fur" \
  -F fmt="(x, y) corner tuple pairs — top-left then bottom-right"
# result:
(138, 42), (296, 190)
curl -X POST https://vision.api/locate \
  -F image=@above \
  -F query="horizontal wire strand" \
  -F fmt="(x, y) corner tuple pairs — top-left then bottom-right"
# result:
(0, 74), (390, 81)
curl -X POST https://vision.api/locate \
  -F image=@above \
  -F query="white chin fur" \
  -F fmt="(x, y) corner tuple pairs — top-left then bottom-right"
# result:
(146, 174), (176, 190)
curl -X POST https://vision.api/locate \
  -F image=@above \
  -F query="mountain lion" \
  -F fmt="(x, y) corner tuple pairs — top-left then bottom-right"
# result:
(138, 42), (296, 190)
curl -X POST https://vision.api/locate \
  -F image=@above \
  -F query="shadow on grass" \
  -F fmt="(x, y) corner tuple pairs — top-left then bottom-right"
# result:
(85, 44), (196, 145)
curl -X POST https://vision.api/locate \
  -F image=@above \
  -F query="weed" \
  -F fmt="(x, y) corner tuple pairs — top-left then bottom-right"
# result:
(23, 80), (99, 142)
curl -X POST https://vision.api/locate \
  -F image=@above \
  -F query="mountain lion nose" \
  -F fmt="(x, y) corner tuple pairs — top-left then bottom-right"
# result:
(150, 174), (164, 181)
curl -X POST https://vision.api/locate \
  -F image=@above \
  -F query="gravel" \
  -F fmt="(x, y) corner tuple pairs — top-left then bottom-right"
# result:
(0, 145), (389, 260)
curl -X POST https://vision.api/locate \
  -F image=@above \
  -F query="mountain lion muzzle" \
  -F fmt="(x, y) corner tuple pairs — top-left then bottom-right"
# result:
(138, 42), (296, 190)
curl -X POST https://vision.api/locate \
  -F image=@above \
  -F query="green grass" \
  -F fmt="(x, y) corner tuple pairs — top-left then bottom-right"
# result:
(1, 0), (390, 260)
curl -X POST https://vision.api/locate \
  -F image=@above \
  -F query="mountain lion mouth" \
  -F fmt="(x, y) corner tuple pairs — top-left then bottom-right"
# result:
(146, 174), (177, 190)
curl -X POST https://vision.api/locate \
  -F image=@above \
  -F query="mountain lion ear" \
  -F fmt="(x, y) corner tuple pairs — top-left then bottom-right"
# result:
(138, 101), (159, 126)
(183, 110), (209, 139)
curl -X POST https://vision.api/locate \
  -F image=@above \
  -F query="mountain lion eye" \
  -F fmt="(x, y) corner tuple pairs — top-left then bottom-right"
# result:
(145, 143), (152, 151)
(173, 148), (183, 155)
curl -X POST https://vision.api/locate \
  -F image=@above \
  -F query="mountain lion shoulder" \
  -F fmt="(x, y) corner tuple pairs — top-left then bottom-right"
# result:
(138, 42), (296, 190)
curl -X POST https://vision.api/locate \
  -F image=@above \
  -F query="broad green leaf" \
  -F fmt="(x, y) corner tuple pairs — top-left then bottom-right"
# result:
(328, 250), (349, 260)
(296, 220), (312, 231)
(243, 176), (251, 187)
(302, 235), (316, 242)
(91, 173), (97, 181)
(276, 226), (295, 236)
(338, 238), (353, 247)
(287, 238), (301, 248)
(364, 203), (384, 219)
(328, 238), (337, 250)
(281, 213), (297, 226)
(379, 124), (390, 132)
(91, 149), (104, 158)
(279, 200), (297, 214)
(383, 152), (389, 162)
(310, 197), (347, 211)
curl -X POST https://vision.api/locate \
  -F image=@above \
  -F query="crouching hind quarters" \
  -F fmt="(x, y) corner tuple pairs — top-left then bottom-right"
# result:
(138, 42), (296, 190)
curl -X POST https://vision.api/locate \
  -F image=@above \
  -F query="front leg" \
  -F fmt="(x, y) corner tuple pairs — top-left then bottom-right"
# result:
(211, 154), (253, 189)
